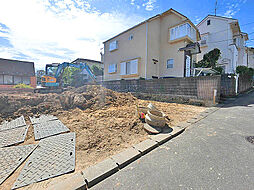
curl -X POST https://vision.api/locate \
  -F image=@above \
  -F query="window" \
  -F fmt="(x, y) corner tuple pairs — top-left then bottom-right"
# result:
(126, 61), (131, 74)
(109, 40), (118, 51)
(120, 59), (138, 75)
(207, 20), (211, 25)
(108, 64), (117, 73)
(4, 75), (13, 84)
(170, 23), (196, 41)
(14, 76), (22, 84)
(128, 35), (133, 40)
(167, 59), (174, 69)
(0, 75), (3, 84)
(22, 77), (30, 85)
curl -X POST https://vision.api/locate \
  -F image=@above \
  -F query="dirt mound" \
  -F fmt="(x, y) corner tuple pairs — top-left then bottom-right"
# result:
(58, 85), (136, 110)
(0, 85), (136, 120)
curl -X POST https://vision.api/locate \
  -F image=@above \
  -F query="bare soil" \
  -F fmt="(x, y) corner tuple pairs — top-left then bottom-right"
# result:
(0, 85), (206, 190)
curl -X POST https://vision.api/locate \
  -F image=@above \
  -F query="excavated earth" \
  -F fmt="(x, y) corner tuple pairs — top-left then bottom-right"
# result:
(0, 85), (206, 189)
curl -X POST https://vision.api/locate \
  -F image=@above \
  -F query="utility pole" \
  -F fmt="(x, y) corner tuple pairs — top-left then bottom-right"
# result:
(215, 0), (218, 16)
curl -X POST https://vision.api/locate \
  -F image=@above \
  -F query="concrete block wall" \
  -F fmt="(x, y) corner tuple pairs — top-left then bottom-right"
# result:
(103, 76), (221, 101)
(221, 74), (253, 97)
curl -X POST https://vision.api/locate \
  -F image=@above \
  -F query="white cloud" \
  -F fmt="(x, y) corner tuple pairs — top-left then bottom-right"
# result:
(0, 0), (144, 70)
(223, 0), (247, 18)
(142, 0), (157, 11)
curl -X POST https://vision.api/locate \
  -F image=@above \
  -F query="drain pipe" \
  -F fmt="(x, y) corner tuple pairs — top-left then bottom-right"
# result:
(145, 21), (148, 79)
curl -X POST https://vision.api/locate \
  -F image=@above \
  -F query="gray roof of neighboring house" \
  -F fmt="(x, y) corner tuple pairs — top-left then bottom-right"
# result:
(72, 58), (102, 64)
(0, 58), (35, 76)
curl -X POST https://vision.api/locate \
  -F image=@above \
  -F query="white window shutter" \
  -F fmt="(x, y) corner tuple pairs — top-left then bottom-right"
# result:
(120, 62), (126, 75)
(130, 59), (138, 74)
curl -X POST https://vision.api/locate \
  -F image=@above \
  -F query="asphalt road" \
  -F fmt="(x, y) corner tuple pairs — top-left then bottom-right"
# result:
(91, 91), (254, 190)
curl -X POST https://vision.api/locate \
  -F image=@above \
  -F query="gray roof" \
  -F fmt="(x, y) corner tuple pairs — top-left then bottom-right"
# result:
(0, 58), (35, 76)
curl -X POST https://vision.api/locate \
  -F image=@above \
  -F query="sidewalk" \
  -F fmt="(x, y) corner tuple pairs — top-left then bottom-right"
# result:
(91, 91), (254, 189)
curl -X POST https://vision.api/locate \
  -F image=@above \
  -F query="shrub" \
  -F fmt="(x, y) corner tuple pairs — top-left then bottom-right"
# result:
(13, 83), (33, 89)
(236, 66), (249, 74)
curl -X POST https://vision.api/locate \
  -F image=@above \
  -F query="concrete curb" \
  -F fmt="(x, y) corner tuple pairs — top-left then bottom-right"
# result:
(110, 147), (141, 169)
(50, 108), (220, 190)
(82, 158), (118, 188)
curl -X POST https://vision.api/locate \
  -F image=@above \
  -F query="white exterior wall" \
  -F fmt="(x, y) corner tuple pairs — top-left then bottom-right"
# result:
(197, 17), (235, 73)
(197, 16), (248, 74)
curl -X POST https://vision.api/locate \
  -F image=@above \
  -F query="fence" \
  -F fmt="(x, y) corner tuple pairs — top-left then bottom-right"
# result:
(103, 76), (221, 102)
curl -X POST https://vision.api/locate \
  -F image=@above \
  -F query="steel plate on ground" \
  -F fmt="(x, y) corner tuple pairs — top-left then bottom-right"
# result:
(0, 126), (29, 148)
(0, 144), (38, 185)
(33, 120), (70, 140)
(12, 132), (76, 189)
(0, 116), (26, 132)
(29, 115), (58, 124)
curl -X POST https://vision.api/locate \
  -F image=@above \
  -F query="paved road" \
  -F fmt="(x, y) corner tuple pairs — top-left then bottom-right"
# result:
(91, 91), (254, 190)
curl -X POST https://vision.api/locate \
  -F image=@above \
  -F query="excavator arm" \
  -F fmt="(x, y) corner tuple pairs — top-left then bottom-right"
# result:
(54, 62), (96, 84)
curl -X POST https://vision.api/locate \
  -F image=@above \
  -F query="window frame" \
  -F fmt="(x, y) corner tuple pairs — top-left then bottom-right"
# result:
(120, 59), (138, 75)
(128, 34), (133, 41)
(166, 59), (174, 69)
(170, 23), (196, 41)
(109, 40), (118, 51)
(108, 64), (117, 73)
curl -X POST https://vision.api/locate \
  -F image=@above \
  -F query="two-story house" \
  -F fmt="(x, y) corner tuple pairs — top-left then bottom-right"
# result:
(197, 15), (249, 74)
(103, 8), (200, 81)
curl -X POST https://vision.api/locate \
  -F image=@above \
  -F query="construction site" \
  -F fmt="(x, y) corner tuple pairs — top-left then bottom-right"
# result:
(0, 84), (206, 189)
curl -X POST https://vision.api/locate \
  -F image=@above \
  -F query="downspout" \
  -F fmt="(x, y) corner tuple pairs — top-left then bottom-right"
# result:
(145, 21), (148, 79)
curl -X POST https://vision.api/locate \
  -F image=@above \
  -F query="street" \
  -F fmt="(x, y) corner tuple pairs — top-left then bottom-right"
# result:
(92, 91), (254, 190)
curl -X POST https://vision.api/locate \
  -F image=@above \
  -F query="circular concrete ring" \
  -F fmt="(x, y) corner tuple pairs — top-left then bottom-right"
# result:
(147, 110), (166, 121)
(147, 103), (159, 111)
(145, 114), (166, 128)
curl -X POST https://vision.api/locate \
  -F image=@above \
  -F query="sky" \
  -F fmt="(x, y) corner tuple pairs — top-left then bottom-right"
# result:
(0, 0), (253, 70)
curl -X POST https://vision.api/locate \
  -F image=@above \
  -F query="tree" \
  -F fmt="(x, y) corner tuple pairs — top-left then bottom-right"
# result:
(195, 48), (221, 68)
(62, 67), (80, 86)
(236, 66), (254, 76)
(91, 65), (103, 76)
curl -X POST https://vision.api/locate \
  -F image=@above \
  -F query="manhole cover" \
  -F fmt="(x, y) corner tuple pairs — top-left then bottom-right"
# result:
(246, 136), (254, 144)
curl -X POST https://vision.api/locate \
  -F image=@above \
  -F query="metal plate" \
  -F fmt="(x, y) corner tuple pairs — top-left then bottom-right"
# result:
(12, 132), (76, 189)
(0, 116), (26, 132)
(33, 120), (70, 140)
(29, 115), (58, 124)
(0, 126), (29, 148)
(0, 144), (38, 185)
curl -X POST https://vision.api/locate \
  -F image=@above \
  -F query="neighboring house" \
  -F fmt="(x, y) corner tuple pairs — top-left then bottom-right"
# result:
(72, 58), (103, 81)
(103, 8), (201, 81)
(247, 47), (254, 69)
(197, 15), (249, 74)
(0, 58), (36, 88)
